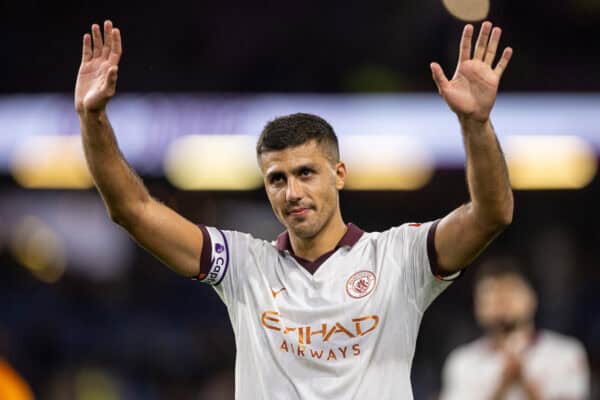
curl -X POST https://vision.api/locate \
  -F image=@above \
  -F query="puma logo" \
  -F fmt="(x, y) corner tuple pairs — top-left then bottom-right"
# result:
(271, 287), (287, 299)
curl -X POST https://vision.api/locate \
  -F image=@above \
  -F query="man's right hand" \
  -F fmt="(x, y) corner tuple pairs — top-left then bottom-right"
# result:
(75, 20), (122, 114)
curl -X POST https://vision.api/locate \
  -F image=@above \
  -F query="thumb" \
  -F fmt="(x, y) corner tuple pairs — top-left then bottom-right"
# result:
(430, 62), (448, 94)
(106, 66), (119, 95)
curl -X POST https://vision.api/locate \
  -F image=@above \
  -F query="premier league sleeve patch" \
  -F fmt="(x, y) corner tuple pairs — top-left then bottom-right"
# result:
(199, 226), (230, 286)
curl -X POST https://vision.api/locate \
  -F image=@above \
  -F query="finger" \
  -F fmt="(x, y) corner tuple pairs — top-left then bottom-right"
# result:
(473, 21), (493, 61)
(430, 62), (449, 94)
(102, 20), (113, 59)
(457, 24), (474, 63)
(484, 27), (502, 65)
(109, 28), (122, 65)
(494, 47), (513, 77)
(91, 24), (103, 58)
(81, 33), (92, 63)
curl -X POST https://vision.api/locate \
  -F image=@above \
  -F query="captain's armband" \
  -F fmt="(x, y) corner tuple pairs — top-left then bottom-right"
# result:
(195, 226), (230, 286)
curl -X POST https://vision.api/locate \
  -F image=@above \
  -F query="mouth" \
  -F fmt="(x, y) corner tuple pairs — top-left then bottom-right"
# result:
(286, 207), (311, 218)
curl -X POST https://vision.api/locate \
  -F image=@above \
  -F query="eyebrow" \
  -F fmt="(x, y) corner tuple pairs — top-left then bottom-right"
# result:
(266, 170), (284, 181)
(265, 163), (319, 181)
(291, 163), (318, 175)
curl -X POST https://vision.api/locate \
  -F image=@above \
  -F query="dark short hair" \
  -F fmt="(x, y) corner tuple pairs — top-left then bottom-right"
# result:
(256, 113), (340, 162)
(474, 256), (531, 288)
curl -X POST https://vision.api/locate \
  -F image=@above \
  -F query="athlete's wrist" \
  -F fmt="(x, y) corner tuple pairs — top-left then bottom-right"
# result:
(78, 108), (108, 122)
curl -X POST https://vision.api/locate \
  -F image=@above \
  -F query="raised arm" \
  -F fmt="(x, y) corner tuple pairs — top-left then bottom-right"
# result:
(430, 22), (514, 274)
(75, 21), (203, 277)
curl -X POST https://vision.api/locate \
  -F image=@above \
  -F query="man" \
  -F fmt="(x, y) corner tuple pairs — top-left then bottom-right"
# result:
(75, 20), (513, 399)
(440, 258), (590, 400)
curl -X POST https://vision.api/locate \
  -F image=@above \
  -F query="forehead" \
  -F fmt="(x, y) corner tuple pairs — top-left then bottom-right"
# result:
(259, 140), (331, 174)
(476, 275), (530, 297)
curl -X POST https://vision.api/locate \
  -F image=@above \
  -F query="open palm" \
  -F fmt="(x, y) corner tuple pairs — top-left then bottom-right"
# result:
(431, 22), (513, 123)
(75, 20), (122, 113)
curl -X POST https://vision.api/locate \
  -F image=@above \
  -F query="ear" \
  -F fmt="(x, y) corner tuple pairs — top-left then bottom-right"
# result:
(335, 161), (347, 190)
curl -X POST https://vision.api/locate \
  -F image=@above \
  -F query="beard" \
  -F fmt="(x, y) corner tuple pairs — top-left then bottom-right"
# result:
(483, 317), (532, 336)
(288, 211), (323, 239)
(286, 202), (336, 240)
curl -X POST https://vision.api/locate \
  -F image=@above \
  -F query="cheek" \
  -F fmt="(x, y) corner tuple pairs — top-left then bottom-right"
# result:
(507, 295), (533, 317)
(476, 296), (502, 320)
(266, 188), (283, 210)
(316, 176), (338, 202)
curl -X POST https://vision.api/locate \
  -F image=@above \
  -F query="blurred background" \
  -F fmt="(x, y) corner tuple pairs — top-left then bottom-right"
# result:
(1, 0), (600, 398)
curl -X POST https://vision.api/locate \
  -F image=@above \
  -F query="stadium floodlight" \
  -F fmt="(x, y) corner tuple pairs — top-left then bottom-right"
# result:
(504, 135), (597, 190)
(164, 134), (263, 190)
(341, 135), (434, 190)
(11, 135), (94, 189)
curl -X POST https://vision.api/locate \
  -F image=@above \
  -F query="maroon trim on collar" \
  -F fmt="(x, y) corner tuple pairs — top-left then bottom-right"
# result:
(275, 223), (364, 275)
(275, 230), (291, 253)
(338, 223), (364, 248)
(275, 223), (364, 252)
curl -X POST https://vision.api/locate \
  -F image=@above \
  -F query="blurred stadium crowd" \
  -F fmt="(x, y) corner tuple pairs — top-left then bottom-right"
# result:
(1, 0), (600, 399)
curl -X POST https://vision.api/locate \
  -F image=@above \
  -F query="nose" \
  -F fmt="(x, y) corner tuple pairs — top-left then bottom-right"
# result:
(285, 177), (303, 202)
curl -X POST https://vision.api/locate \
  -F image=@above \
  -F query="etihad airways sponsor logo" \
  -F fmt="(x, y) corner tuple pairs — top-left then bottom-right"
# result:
(261, 311), (380, 362)
(261, 311), (379, 345)
(278, 340), (361, 361)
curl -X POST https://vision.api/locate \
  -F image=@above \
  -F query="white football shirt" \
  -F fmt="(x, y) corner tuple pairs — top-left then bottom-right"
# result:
(440, 330), (590, 400)
(197, 221), (457, 399)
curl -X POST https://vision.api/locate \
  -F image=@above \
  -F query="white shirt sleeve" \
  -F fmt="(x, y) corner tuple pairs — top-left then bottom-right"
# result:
(195, 226), (254, 308)
(440, 350), (473, 400)
(385, 221), (459, 313)
(541, 338), (591, 400)
(439, 345), (496, 400)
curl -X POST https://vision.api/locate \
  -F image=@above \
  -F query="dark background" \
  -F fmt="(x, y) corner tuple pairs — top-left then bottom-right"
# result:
(3, 0), (600, 93)
(1, 0), (599, 399)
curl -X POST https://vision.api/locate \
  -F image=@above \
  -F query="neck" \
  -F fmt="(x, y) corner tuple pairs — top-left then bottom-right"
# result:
(490, 322), (535, 352)
(288, 210), (346, 262)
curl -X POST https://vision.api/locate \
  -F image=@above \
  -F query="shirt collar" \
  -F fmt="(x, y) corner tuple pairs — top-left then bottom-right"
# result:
(275, 223), (364, 253)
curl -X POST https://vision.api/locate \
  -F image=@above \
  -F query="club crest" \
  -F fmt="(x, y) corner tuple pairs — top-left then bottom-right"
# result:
(346, 271), (376, 299)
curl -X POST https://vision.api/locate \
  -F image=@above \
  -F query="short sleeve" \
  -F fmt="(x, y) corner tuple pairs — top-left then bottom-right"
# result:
(440, 350), (462, 400)
(386, 221), (459, 313)
(439, 349), (481, 400)
(544, 339), (591, 399)
(194, 226), (253, 307)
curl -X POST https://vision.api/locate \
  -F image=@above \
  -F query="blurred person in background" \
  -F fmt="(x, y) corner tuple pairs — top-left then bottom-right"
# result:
(440, 258), (590, 400)
(0, 328), (33, 400)
(0, 359), (34, 400)
(74, 19), (513, 399)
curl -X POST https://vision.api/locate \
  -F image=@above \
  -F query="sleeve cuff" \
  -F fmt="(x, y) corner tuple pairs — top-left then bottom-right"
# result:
(194, 225), (230, 285)
(196, 224), (212, 280)
(427, 219), (462, 282)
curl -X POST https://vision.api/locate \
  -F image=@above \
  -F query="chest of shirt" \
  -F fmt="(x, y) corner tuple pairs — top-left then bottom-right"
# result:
(240, 243), (414, 347)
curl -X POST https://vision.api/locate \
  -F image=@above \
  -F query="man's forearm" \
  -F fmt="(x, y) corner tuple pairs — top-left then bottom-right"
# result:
(461, 117), (513, 230)
(79, 110), (151, 225)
